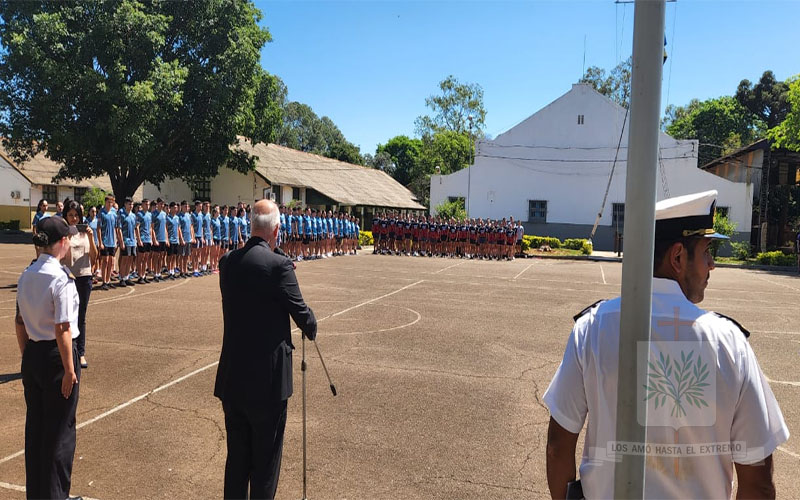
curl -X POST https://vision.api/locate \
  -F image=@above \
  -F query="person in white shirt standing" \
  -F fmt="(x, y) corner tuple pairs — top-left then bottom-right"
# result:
(16, 216), (81, 499)
(544, 190), (789, 500)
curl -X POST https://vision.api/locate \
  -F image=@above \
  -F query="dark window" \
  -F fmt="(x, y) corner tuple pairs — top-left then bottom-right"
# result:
(292, 187), (301, 201)
(272, 185), (282, 204)
(192, 180), (211, 202)
(528, 200), (547, 223)
(73, 187), (87, 202)
(447, 196), (465, 205)
(716, 206), (729, 218)
(578, 114), (585, 125)
(612, 203), (625, 231)
(42, 185), (58, 204)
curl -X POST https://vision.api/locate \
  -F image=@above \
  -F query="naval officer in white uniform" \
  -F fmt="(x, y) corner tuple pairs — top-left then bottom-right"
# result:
(543, 190), (789, 499)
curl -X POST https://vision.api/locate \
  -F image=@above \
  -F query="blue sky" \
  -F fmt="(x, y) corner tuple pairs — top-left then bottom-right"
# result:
(255, 0), (800, 156)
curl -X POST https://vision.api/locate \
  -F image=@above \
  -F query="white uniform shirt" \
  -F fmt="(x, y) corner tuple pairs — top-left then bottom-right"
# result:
(543, 278), (789, 500)
(17, 254), (79, 342)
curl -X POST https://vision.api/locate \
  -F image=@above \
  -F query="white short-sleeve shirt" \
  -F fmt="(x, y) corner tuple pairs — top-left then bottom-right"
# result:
(543, 277), (789, 500)
(17, 254), (79, 341)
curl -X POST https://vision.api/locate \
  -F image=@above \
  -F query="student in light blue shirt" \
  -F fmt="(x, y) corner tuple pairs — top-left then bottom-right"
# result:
(179, 201), (194, 277)
(220, 205), (230, 249)
(150, 199), (168, 281)
(230, 209), (242, 249)
(210, 204), (222, 273)
(201, 201), (213, 273)
(116, 198), (139, 287)
(135, 199), (154, 283)
(32, 199), (51, 238)
(165, 202), (181, 279)
(96, 195), (119, 289)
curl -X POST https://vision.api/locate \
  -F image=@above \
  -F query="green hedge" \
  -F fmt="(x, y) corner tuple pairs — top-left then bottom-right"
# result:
(755, 251), (796, 266)
(520, 235), (593, 254)
(0, 220), (21, 230)
(580, 241), (593, 255)
(359, 230), (373, 246)
(523, 235), (562, 249)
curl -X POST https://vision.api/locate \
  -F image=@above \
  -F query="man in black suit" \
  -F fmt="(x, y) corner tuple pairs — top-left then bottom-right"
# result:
(215, 199), (317, 499)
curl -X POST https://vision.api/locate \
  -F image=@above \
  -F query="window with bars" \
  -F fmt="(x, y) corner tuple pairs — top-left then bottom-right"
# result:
(42, 185), (58, 204)
(73, 187), (87, 202)
(612, 203), (625, 231)
(528, 200), (547, 223)
(192, 180), (211, 202)
(292, 187), (301, 201)
(577, 114), (585, 125)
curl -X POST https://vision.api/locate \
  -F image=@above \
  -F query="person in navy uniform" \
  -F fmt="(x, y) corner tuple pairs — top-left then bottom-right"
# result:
(16, 216), (81, 499)
(215, 199), (317, 499)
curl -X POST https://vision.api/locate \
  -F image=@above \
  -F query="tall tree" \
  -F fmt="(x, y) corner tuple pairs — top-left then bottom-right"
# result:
(766, 75), (800, 151)
(415, 75), (486, 139)
(580, 57), (632, 108)
(0, 0), (278, 199)
(736, 70), (791, 129)
(663, 96), (763, 165)
(376, 135), (423, 186)
(277, 101), (363, 164)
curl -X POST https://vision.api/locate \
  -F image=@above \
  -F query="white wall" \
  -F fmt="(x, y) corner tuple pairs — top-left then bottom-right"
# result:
(0, 157), (32, 206)
(430, 83), (751, 232)
(144, 168), (269, 205)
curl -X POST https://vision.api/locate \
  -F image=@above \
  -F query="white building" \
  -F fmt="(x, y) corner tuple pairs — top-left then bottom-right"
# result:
(0, 147), (142, 229)
(430, 83), (752, 251)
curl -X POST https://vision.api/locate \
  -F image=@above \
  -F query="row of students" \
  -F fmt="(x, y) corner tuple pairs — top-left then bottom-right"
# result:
(89, 196), (253, 288)
(277, 205), (361, 260)
(371, 212), (524, 260)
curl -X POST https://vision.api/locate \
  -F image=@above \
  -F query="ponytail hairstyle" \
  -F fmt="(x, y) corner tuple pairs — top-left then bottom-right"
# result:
(36, 199), (48, 213)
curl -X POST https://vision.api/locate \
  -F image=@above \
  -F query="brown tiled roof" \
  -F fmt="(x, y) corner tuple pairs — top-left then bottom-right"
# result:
(237, 138), (425, 210)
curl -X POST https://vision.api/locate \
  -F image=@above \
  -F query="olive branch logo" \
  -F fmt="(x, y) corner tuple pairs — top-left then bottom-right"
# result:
(643, 349), (709, 418)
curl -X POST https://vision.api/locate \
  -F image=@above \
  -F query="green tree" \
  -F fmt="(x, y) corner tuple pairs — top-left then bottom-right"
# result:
(766, 75), (800, 151)
(80, 187), (108, 210)
(736, 70), (791, 129)
(0, 0), (278, 199)
(663, 96), (762, 165)
(376, 135), (423, 186)
(711, 214), (737, 257)
(415, 75), (486, 138)
(580, 57), (632, 108)
(277, 102), (363, 164)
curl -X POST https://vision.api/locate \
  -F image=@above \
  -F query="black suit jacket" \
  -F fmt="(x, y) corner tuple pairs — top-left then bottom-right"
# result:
(214, 237), (317, 407)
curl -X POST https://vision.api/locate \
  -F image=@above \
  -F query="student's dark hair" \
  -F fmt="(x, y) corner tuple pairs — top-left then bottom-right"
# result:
(64, 200), (83, 221)
(36, 199), (48, 212)
(181, 200), (188, 205)
(156, 197), (163, 203)
(61, 197), (70, 207)
(169, 201), (178, 208)
(133, 202), (141, 211)
(195, 200), (202, 206)
(123, 196), (133, 204)
(653, 236), (702, 268)
(238, 208), (245, 217)
(105, 194), (115, 201)
(142, 198), (149, 203)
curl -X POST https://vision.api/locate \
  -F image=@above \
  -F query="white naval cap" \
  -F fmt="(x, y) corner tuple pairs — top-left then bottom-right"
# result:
(655, 190), (729, 240)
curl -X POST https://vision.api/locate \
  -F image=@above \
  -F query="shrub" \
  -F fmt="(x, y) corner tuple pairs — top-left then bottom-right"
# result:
(581, 241), (593, 255)
(359, 230), (373, 246)
(730, 241), (751, 261)
(80, 187), (107, 209)
(434, 199), (466, 221)
(756, 250), (796, 266)
(0, 220), (21, 230)
(711, 215), (737, 257)
(524, 235), (561, 249)
(564, 238), (588, 250)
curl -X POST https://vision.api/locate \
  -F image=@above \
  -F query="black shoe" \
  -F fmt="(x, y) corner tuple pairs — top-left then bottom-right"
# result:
(138, 278), (146, 284)
(126, 279), (136, 286)
(118, 281), (127, 287)
(100, 283), (109, 291)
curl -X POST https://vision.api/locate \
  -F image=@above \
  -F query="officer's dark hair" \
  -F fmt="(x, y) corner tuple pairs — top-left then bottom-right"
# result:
(654, 236), (702, 268)
(64, 200), (83, 221)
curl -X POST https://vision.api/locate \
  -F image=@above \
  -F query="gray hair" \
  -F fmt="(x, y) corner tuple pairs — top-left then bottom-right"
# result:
(251, 203), (280, 234)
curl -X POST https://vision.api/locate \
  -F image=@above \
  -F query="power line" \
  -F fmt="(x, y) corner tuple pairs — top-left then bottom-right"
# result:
(474, 152), (694, 163)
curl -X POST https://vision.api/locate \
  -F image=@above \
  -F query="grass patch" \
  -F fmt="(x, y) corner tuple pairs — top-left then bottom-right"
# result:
(525, 248), (586, 257)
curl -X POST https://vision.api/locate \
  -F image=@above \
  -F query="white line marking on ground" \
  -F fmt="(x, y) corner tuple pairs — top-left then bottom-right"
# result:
(765, 376), (800, 387)
(0, 269), (21, 275)
(327, 307), (422, 336)
(599, 264), (607, 285)
(753, 274), (800, 293)
(513, 263), (534, 281)
(313, 280), (425, 323)
(0, 481), (25, 492)
(432, 261), (465, 274)
(0, 480), (100, 499)
(0, 279), (425, 468)
(778, 446), (800, 460)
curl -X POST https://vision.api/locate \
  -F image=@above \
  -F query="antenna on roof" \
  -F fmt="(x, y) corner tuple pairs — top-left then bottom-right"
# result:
(582, 34), (587, 78)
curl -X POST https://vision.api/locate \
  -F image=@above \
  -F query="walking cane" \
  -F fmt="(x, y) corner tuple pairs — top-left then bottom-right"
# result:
(301, 335), (337, 500)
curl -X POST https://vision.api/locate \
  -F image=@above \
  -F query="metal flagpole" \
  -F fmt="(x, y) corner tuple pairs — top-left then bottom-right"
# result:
(613, 0), (665, 498)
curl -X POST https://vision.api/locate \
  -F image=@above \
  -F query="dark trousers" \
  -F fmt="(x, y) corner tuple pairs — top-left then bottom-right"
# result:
(74, 276), (92, 356)
(222, 399), (288, 499)
(22, 339), (80, 500)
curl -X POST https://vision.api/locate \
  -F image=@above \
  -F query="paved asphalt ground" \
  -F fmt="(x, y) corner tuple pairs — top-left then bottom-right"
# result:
(0, 243), (798, 499)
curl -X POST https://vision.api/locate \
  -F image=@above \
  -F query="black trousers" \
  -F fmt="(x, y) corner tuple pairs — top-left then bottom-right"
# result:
(22, 339), (80, 500)
(222, 399), (288, 500)
(74, 276), (92, 356)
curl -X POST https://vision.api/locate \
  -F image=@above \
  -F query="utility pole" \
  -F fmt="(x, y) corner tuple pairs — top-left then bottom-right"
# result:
(614, 0), (665, 498)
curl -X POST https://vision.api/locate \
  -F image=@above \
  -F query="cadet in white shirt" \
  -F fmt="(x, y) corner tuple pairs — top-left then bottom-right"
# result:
(544, 190), (789, 500)
(16, 216), (81, 500)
